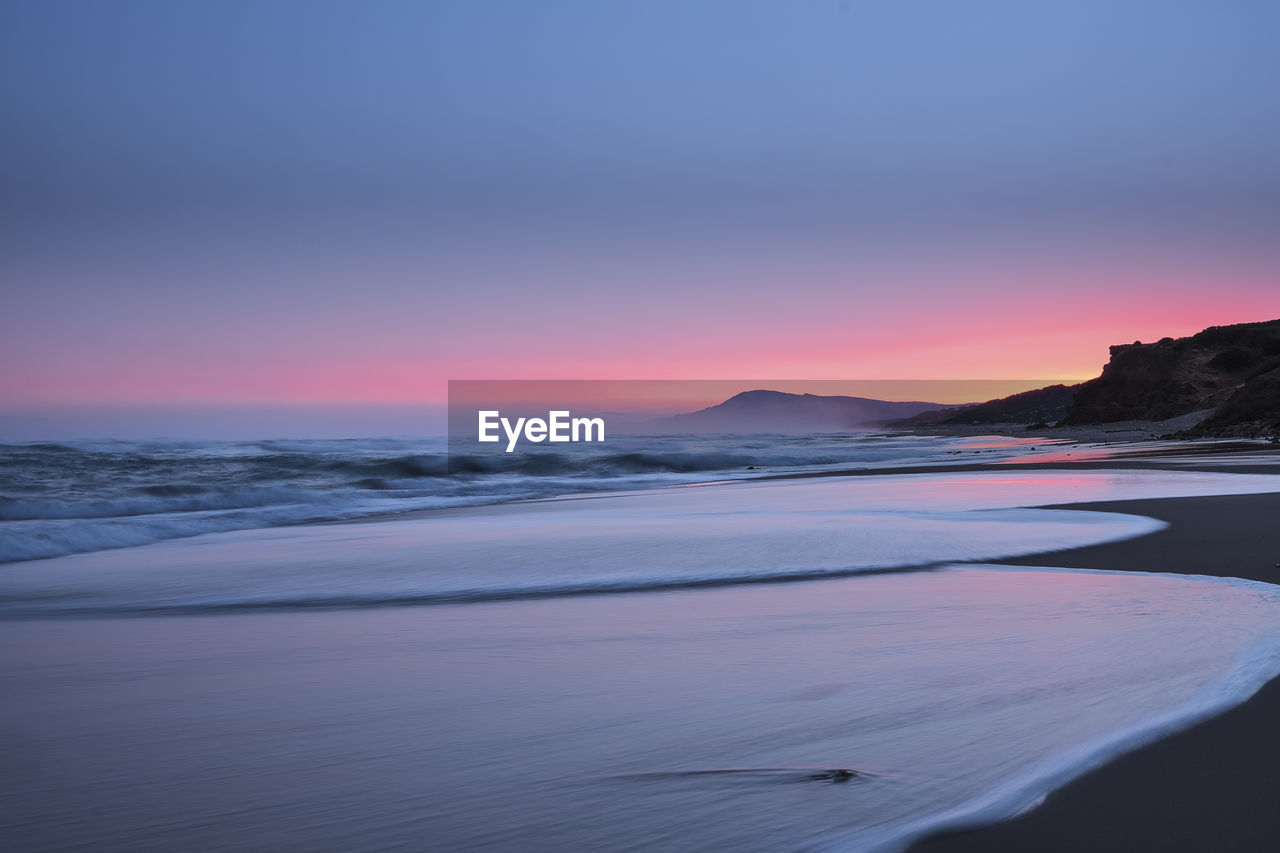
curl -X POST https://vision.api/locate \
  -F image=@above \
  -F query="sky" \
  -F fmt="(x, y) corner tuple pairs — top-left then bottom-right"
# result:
(2, 1), (1278, 437)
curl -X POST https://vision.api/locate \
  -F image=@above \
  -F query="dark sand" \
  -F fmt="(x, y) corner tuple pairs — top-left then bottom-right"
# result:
(910, 491), (1280, 852)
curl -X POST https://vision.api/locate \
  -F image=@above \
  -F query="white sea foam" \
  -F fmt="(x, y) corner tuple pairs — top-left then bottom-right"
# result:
(847, 569), (1280, 853)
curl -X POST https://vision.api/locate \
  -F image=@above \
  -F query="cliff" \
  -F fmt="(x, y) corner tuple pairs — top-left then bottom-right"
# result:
(891, 318), (1280, 438)
(1061, 319), (1280, 435)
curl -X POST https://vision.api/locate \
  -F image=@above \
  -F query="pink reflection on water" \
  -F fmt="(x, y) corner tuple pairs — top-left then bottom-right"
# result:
(900, 473), (1110, 503)
(953, 436), (1068, 451)
(1002, 448), (1122, 464)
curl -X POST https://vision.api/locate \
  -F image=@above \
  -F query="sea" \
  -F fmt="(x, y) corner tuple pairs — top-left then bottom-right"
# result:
(0, 433), (1052, 564)
(3, 433), (1280, 851)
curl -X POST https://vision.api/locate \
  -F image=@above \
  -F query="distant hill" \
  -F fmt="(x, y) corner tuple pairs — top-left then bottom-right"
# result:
(649, 390), (948, 434)
(895, 384), (1078, 428)
(892, 318), (1280, 438)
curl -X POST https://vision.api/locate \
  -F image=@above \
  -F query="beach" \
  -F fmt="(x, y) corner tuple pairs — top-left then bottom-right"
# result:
(3, 440), (1280, 850)
(10, 2), (1279, 848)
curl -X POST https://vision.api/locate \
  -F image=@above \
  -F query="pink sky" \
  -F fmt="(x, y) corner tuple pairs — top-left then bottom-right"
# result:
(4, 238), (1276, 408)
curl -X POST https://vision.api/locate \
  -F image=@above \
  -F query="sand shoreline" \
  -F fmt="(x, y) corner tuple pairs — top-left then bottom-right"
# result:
(910, 488), (1280, 851)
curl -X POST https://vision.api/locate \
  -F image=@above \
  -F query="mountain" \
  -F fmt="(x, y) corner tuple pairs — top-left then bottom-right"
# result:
(650, 390), (948, 434)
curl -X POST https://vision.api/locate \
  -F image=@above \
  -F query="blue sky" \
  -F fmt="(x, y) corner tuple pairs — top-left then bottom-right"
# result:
(2, 1), (1278, 436)
(7, 1), (1278, 232)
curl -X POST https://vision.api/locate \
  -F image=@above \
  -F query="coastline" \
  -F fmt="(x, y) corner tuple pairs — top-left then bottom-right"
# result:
(909, 489), (1280, 852)
(5, 441), (1280, 850)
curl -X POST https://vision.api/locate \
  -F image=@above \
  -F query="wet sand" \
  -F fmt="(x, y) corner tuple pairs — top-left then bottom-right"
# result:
(910, 490), (1280, 852)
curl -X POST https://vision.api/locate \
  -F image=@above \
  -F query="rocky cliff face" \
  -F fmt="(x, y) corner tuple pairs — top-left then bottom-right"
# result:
(1189, 361), (1280, 437)
(1061, 319), (1280, 435)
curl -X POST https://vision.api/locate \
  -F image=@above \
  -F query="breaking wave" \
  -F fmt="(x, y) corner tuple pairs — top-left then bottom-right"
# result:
(0, 433), (1047, 563)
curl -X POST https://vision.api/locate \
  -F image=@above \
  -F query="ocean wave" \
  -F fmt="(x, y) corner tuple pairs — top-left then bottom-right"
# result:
(0, 434), (1060, 563)
(0, 494), (489, 564)
(0, 486), (338, 521)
